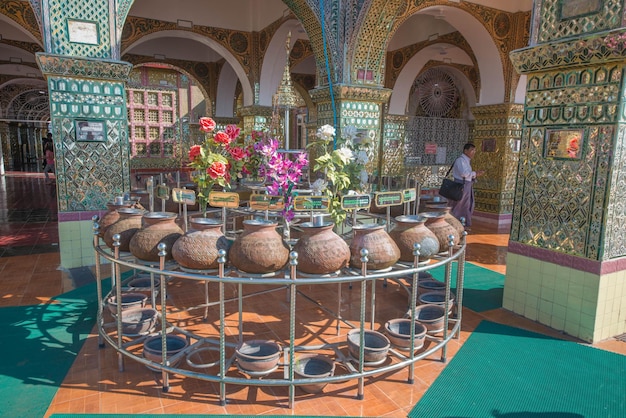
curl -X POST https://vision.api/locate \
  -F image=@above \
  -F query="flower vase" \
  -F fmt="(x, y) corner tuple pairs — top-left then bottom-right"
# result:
(228, 220), (289, 274)
(349, 223), (400, 270)
(172, 217), (231, 270)
(129, 212), (184, 262)
(293, 221), (350, 274)
(389, 215), (440, 262)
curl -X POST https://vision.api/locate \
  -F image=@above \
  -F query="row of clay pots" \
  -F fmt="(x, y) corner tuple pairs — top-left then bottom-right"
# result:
(99, 205), (464, 276)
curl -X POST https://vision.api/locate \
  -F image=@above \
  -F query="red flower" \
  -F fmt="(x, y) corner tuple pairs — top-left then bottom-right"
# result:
(199, 117), (216, 133)
(228, 146), (246, 161)
(207, 161), (227, 179)
(188, 145), (202, 160)
(214, 131), (231, 145)
(225, 124), (241, 141)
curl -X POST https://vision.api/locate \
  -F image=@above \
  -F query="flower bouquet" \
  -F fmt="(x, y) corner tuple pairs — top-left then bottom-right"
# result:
(187, 117), (246, 213)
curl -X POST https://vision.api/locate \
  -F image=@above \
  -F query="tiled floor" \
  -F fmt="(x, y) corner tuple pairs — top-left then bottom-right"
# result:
(0, 171), (624, 417)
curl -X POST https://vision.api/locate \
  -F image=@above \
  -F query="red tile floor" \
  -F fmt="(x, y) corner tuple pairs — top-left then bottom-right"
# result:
(0, 171), (624, 417)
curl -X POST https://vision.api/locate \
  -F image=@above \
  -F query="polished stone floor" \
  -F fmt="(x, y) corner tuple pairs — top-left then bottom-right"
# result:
(0, 171), (623, 417)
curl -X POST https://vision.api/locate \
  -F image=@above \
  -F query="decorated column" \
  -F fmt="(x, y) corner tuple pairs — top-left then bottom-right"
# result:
(508, 0), (626, 342)
(36, 0), (133, 268)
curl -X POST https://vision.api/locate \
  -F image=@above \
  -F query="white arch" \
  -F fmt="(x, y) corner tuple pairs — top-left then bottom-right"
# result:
(259, 20), (306, 107)
(388, 45), (476, 115)
(215, 63), (238, 117)
(422, 6), (504, 105)
(388, 7), (505, 114)
(514, 74), (528, 104)
(121, 30), (254, 106)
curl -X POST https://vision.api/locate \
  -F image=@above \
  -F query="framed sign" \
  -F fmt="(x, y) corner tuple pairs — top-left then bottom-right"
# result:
(482, 138), (496, 153)
(559, 0), (602, 21)
(156, 184), (170, 200)
(544, 128), (583, 160)
(293, 196), (329, 211)
(374, 191), (403, 207)
(341, 194), (371, 210)
(249, 195), (284, 211)
(172, 188), (196, 205)
(75, 120), (106, 142)
(67, 19), (99, 45)
(208, 191), (240, 208)
(402, 188), (417, 203)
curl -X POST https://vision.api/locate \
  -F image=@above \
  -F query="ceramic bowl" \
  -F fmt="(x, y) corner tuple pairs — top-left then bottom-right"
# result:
(384, 318), (427, 350)
(346, 329), (390, 364)
(408, 304), (446, 333)
(107, 292), (147, 315)
(142, 334), (189, 371)
(120, 307), (158, 336)
(418, 291), (455, 313)
(294, 354), (335, 393)
(235, 340), (282, 373)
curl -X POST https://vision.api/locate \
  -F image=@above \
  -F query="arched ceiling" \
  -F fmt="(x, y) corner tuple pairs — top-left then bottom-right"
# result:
(0, 0), (533, 124)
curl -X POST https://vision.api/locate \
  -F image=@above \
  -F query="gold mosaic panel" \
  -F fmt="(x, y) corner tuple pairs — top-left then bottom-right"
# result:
(534, 0), (623, 44)
(606, 124), (626, 258)
(48, 76), (130, 211)
(510, 124), (614, 260)
(46, 0), (112, 58)
(524, 66), (622, 127)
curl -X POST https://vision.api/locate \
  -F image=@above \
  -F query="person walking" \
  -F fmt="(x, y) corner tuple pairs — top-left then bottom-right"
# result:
(43, 142), (55, 184)
(449, 143), (484, 228)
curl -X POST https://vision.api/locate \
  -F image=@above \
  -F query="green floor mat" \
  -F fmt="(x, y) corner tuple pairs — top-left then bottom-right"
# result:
(429, 262), (504, 312)
(409, 320), (626, 418)
(0, 278), (110, 417)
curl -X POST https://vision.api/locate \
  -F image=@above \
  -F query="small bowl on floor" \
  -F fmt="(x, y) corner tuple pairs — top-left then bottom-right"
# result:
(143, 334), (189, 371)
(235, 340), (282, 374)
(346, 329), (390, 365)
(418, 291), (455, 313)
(120, 307), (158, 336)
(407, 304), (446, 333)
(384, 318), (427, 350)
(294, 354), (335, 394)
(107, 292), (147, 315)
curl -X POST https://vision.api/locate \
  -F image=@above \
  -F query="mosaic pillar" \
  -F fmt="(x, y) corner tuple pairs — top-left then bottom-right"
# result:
(309, 85), (392, 186)
(237, 105), (273, 138)
(507, 0), (626, 342)
(470, 104), (523, 227)
(37, 0), (134, 268)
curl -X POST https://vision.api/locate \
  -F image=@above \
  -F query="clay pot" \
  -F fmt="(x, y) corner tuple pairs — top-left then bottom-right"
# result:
(407, 304), (446, 334)
(346, 329), (390, 364)
(349, 223), (400, 270)
(98, 201), (133, 238)
(421, 211), (460, 250)
(172, 218), (231, 270)
(384, 318), (427, 351)
(235, 340), (282, 373)
(143, 334), (189, 371)
(294, 354), (335, 393)
(228, 220), (289, 274)
(425, 204), (464, 239)
(129, 212), (183, 262)
(389, 215), (440, 262)
(103, 208), (145, 251)
(293, 222), (350, 274)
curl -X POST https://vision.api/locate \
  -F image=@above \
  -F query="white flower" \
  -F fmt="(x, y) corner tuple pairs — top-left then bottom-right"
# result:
(316, 124), (335, 140)
(355, 150), (369, 165)
(335, 146), (354, 164)
(310, 178), (328, 195)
